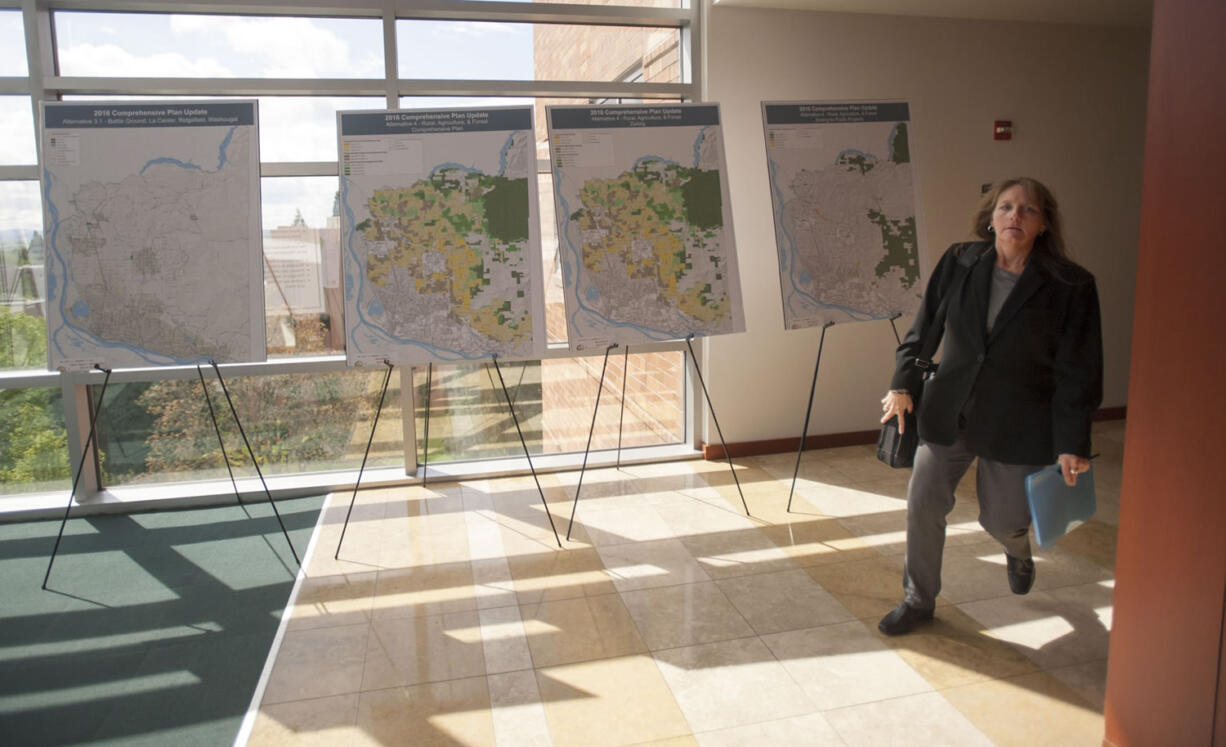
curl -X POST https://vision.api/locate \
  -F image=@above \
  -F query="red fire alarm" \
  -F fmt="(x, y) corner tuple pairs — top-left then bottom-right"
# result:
(994, 120), (1013, 140)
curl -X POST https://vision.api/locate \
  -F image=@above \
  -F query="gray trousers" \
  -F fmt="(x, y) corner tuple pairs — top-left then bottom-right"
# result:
(902, 435), (1046, 610)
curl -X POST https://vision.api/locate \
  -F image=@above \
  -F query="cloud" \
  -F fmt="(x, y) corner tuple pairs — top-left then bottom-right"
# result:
(170, 15), (383, 78)
(58, 43), (234, 78)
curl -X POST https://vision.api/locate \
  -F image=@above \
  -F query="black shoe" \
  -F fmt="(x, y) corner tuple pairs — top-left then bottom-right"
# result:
(877, 602), (935, 636)
(1006, 554), (1036, 594)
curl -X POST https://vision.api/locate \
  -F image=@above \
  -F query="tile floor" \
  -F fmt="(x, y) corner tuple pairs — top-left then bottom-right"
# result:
(246, 420), (1124, 746)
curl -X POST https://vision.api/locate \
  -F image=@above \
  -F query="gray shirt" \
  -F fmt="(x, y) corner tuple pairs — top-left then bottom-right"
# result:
(986, 264), (1022, 332)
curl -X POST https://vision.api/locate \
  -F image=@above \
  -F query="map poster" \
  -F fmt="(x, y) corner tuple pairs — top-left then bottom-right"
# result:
(338, 107), (545, 366)
(547, 104), (745, 351)
(41, 100), (266, 370)
(762, 100), (924, 330)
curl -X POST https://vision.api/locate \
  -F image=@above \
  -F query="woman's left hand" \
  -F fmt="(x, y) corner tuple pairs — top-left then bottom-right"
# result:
(1058, 453), (1091, 486)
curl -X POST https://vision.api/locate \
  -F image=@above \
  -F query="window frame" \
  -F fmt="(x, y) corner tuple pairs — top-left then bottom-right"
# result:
(0, 0), (707, 512)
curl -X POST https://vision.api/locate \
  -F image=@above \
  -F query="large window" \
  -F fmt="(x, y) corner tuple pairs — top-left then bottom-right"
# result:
(0, 0), (698, 503)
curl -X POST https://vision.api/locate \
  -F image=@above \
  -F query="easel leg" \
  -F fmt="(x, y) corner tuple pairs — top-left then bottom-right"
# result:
(567, 343), (616, 540)
(615, 345), (629, 470)
(209, 361), (300, 566)
(492, 355), (562, 548)
(336, 360), (395, 559)
(43, 365), (111, 589)
(684, 336), (749, 516)
(421, 362), (432, 486)
(197, 364), (250, 517)
(887, 312), (902, 345)
(788, 321), (834, 512)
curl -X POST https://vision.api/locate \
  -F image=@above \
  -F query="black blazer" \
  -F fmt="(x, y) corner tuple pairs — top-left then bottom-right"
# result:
(891, 241), (1103, 465)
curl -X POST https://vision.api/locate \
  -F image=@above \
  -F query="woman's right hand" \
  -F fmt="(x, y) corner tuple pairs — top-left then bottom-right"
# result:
(880, 391), (914, 433)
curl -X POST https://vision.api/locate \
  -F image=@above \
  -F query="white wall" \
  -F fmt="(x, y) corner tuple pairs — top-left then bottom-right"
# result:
(701, 5), (1149, 445)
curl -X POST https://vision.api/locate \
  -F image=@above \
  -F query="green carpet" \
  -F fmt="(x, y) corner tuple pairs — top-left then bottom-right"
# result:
(0, 496), (324, 746)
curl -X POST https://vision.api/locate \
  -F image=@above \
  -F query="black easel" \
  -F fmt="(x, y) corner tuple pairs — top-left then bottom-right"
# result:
(615, 345), (629, 470)
(786, 314), (905, 512)
(421, 362), (432, 486)
(491, 355), (562, 548)
(197, 364), (252, 518)
(43, 364), (112, 589)
(786, 321), (835, 512)
(335, 359), (395, 559)
(566, 343), (617, 540)
(685, 335), (749, 516)
(206, 360), (300, 565)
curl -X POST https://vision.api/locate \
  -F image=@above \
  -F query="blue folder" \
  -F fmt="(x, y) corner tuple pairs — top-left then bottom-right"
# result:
(1025, 464), (1097, 549)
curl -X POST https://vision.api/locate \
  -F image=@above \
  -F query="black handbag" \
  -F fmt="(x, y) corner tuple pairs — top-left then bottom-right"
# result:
(877, 288), (952, 468)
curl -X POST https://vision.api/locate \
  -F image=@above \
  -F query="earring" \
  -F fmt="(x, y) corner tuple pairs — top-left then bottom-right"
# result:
(988, 225), (994, 233)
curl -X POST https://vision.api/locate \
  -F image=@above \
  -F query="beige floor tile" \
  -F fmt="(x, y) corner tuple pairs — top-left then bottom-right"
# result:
(694, 711), (846, 746)
(1048, 659), (1110, 712)
(1047, 519), (1117, 572)
(535, 654), (691, 746)
(637, 737), (701, 747)
(471, 557), (519, 610)
(567, 503), (676, 547)
(248, 693), (368, 747)
(652, 636), (815, 732)
(957, 590), (1112, 671)
(356, 676), (495, 746)
(716, 569), (854, 635)
(654, 494), (759, 537)
(596, 538), (711, 592)
(1030, 543), (1115, 591)
(507, 546), (617, 605)
(370, 560), (477, 620)
(785, 481), (907, 519)
(935, 542), (1028, 604)
(262, 623), (369, 704)
(676, 527), (797, 579)
(877, 604), (1040, 689)
(620, 581), (755, 650)
(758, 517), (882, 568)
(287, 570), (377, 631)
(362, 610), (487, 690)
(761, 621), (932, 711)
(476, 605), (534, 674)
(942, 670), (1105, 746)
(487, 669), (552, 747)
(1047, 579), (1115, 632)
(519, 592), (648, 668)
(823, 691), (993, 747)
(803, 554), (907, 621)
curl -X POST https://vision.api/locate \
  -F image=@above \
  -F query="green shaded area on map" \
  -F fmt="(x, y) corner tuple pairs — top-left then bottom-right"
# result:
(361, 167), (530, 344)
(572, 160), (730, 324)
(836, 152), (875, 175)
(890, 123), (911, 164)
(868, 209), (918, 288)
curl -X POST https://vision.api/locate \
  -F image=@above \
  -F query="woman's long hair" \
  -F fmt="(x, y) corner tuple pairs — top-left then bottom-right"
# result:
(971, 177), (1070, 262)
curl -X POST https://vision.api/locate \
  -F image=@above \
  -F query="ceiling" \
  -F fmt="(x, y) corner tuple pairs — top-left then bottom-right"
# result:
(709, 0), (1154, 28)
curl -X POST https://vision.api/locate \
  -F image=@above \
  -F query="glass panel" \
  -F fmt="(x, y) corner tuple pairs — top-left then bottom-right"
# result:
(0, 385), (70, 496)
(1, 180), (47, 371)
(0, 10), (27, 76)
(486, 0), (684, 5)
(0, 96), (37, 165)
(261, 177), (344, 357)
(413, 350), (683, 463)
(397, 21), (681, 83)
(96, 368), (403, 487)
(53, 12), (383, 79)
(62, 94), (385, 162)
